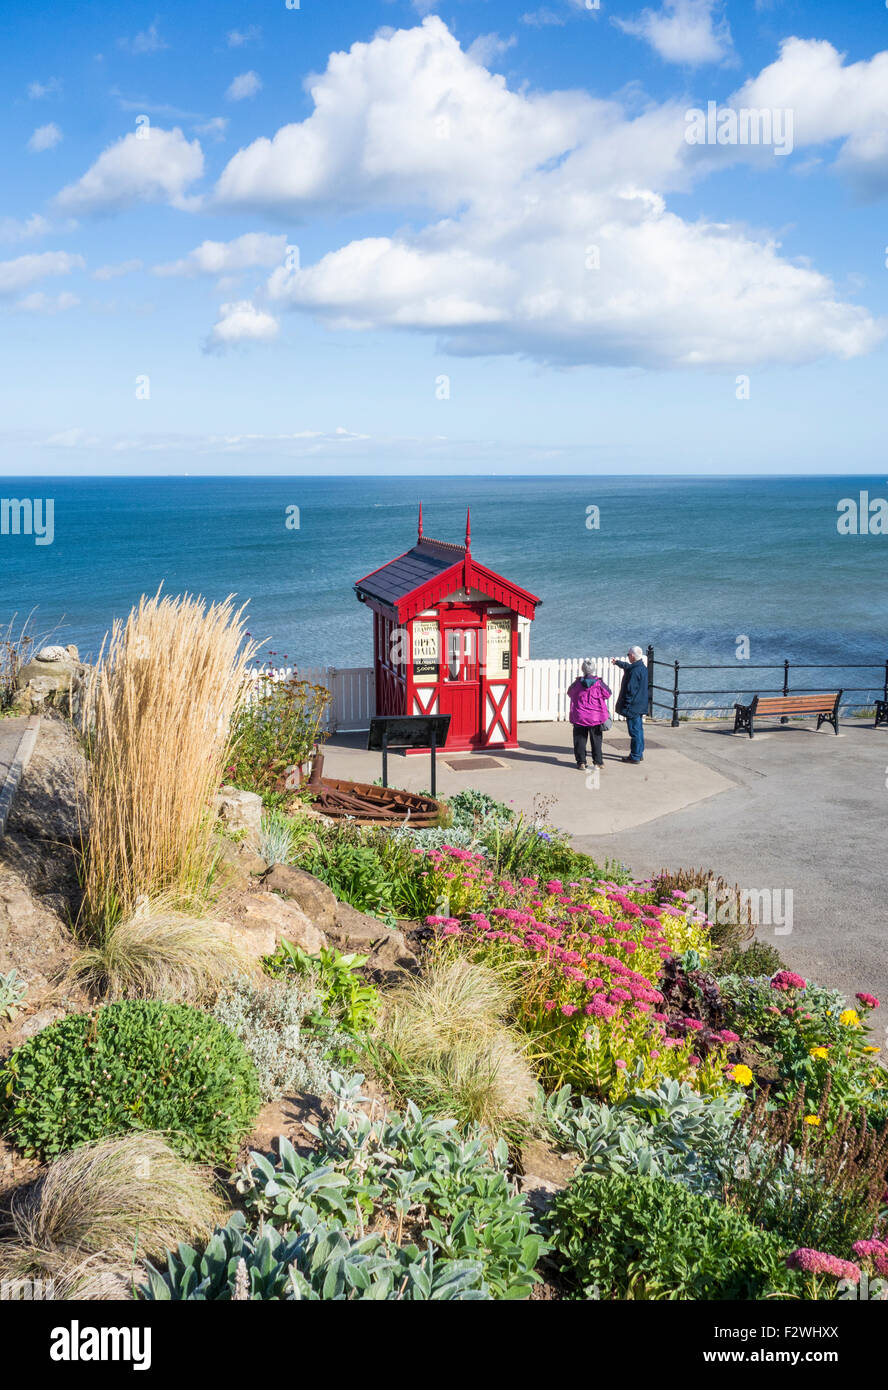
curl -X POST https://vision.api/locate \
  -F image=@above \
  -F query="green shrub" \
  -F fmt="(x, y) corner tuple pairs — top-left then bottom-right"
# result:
(0, 1001), (261, 1165)
(265, 942), (380, 1037)
(141, 1209), (489, 1301)
(546, 1172), (800, 1300)
(212, 975), (353, 1103)
(712, 939), (786, 978)
(717, 975), (888, 1123)
(229, 669), (329, 797)
(717, 1090), (888, 1253)
(236, 1072), (543, 1299)
(446, 788), (514, 831)
(302, 838), (395, 916)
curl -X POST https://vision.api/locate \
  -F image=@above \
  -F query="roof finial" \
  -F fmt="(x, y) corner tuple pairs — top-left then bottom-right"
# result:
(418, 500), (423, 540)
(465, 506), (471, 552)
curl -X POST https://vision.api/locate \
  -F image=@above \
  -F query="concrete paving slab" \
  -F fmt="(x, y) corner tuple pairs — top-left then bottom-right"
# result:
(320, 721), (737, 838)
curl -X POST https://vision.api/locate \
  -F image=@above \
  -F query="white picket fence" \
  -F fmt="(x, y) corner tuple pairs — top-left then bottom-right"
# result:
(245, 656), (631, 732)
(517, 656), (624, 722)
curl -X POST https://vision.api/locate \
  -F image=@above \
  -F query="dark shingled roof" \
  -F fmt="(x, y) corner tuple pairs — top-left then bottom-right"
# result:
(355, 537), (463, 607)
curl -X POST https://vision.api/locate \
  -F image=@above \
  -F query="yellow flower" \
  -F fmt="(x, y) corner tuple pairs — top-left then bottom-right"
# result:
(863, 1045), (880, 1053)
(731, 1064), (753, 1086)
(839, 1008), (861, 1027)
(804, 1114), (821, 1126)
(809, 1046), (829, 1060)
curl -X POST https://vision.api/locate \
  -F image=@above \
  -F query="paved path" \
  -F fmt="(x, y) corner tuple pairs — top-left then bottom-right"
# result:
(323, 716), (888, 1006)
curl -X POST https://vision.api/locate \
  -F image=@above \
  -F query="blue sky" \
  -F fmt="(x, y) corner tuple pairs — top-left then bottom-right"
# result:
(2, 0), (888, 475)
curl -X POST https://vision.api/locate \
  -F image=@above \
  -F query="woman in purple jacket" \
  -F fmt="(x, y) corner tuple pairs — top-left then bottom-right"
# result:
(567, 660), (612, 772)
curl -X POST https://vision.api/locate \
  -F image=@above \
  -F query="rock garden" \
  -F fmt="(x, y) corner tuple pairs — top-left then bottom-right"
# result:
(1, 593), (886, 1302)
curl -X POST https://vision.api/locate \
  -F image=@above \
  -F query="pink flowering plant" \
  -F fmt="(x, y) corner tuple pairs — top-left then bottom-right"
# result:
(424, 866), (730, 1100)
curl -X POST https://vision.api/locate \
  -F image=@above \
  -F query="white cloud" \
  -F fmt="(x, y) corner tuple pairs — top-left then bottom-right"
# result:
(205, 299), (279, 351)
(227, 26), (261, 48)
(118, 22), (167, 55)
(521, 9), (567, 27)
(217, 18), (881, 368)
(28, 123), (63, 153)
(732, 38), (888, 197)
(466, 34), (517, 66)
(0, 214), (51, 243)
(14, 291), (80, 314)
(55, 127), (204, 213)
(214, 20), (594, 214)
(615, 0), (732, 66)
(28, 77), (61, 99)
(92, 259), (143, 280)
(154, 232), (287, 277)
(194, 116), (228, 141)
(0, 250), (84, 296)
(45, 427), (101, 447)
(226, 70), (262, 102)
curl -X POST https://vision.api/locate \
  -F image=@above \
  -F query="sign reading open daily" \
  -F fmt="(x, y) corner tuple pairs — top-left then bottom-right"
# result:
(413, 619), (439, 677)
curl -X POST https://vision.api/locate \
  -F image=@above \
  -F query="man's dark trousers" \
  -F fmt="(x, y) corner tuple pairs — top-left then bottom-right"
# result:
(625, 713), (644, 762)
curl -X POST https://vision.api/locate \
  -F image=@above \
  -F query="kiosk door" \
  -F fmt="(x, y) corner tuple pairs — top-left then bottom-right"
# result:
(438, 617), (481, 748)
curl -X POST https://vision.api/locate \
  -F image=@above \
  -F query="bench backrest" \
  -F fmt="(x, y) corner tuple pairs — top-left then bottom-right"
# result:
(755, 693), (839, 715)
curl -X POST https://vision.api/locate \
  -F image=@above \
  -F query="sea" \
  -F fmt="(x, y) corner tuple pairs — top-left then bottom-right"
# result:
(2, 475), (887, 713)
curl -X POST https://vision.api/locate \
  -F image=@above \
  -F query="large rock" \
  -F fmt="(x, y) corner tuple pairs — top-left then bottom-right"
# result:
(263, 864), (337, 933)
(214, 836), (269, 887)
(13, 652), (91, 721)
(0, 854), (79, 995)
(5, 714), (87, 846)
(329, 903), (418, 980)
(213, 785), (263, 849)
(240, 891), (327, 955)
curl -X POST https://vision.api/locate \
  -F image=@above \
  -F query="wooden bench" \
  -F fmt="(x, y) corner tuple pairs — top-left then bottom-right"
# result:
(733, 691), (842, 739)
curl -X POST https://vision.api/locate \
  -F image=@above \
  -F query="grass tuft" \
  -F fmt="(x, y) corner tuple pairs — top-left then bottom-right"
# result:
(70, 896), (250, 1002)
(372, 956), (537, 1142)
(0, 1132), (225, 1300)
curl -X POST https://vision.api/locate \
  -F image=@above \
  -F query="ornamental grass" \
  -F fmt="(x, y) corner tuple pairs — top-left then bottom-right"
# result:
(372, 956), (537, 1142)
(0, 1133), (225, 1300)
(79, 589), (258, 931)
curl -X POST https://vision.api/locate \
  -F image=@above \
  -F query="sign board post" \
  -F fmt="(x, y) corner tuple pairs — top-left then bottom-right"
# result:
(367, 715), (452, 797)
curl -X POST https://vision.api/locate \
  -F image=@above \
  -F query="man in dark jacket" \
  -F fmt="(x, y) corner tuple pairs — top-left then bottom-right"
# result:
(612, 646), (649, 764)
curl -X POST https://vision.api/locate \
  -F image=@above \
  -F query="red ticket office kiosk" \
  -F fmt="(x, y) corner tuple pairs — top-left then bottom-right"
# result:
(354, 507), (541, 752)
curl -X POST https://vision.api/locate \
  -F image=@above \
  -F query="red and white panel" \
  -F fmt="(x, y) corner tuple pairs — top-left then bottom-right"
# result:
(485, 683), (510, 743)
(413, 685), (439, 717)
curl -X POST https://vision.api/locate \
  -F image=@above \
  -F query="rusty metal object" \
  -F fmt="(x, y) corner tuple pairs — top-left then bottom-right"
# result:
(298, 749), (442, 824)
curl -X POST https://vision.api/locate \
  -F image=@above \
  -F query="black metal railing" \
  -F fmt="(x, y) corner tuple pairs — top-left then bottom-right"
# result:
(645, 646), (888, 726)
